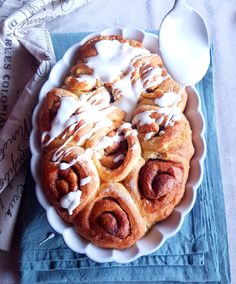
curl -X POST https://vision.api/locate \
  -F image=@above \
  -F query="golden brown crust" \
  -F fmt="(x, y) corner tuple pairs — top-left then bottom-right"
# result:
(78, 35), (143, 60)
(41, 146), (100, 223)
(138, 88), (188, 112)
(38, 88), (87, 152)
(38, 34), (195, 249)
(75, 183), (146, 249)
(124, 158), (186, 227)
(64, 35), (144, 95)
(38, 87), (125, 151)
(85, 121), (141, 182)
(141, 114), (194, 164)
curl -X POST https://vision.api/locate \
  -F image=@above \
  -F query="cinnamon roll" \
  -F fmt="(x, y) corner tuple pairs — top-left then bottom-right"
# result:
(138, 78), (187, 112)
(38, 87), (125, 151)
(36, 34), (195, 249)
(124, 158), (186, 227)
(64, 35), (143, 96)
(75, 183), (146, 249)
(85, 121), (141, 182)
(41, 145), (100, 223)
(140, 114), (194, 164)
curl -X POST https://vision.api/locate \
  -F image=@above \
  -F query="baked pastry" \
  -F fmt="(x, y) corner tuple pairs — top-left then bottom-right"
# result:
(38, 87), (125, 151)
(41, 145), (100, 223)
(85, 121), (141, 182)
(37, 34), (194, 249)
(75, 183), (146, 249)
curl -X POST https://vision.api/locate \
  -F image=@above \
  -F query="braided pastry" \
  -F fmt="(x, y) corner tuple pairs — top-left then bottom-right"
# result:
(38, 34), (194, 249)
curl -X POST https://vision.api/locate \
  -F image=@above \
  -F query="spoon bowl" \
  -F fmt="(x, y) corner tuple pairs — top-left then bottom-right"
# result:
(159, 0), (210, 86)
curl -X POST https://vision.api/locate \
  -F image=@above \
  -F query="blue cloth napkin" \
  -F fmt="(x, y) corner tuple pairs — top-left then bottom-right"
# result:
(19, 32), (231, 283)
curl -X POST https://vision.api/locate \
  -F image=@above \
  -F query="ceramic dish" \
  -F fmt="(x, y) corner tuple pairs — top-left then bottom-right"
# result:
(30, 27), (206, 263)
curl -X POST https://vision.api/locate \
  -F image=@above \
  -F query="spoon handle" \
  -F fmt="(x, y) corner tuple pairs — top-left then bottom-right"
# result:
(174, 0), (187, 8)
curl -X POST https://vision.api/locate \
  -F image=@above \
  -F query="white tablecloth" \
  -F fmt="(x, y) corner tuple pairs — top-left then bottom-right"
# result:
(0, 0), (235, 282)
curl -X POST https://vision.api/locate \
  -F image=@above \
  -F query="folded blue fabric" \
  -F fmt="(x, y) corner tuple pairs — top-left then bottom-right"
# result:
(19, 32), (230, 283)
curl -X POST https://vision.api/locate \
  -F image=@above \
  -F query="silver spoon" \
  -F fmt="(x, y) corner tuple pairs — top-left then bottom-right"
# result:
(159, 0), (210, 86)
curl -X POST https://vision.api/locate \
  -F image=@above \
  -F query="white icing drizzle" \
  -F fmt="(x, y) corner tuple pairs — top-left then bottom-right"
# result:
(154, 91), (178, 107)
(112, 54), (167, 121)
(60, 190), (82, 215)
(52, 146), (69, 162)
(143, 67), (163, 89)
(124, 130), (132, 138)
(96, 134), (123, 150)
(95, 122), (134, 152)
(132, 107), (181, 127)
(114, 154), (125, 163)
(112, 75), (141, 121)
(156, 116), (164, 125)
(54, 147), (93, 170)
(159, 130), (165, 136)
(77, 40), (169, 121)
(144, 132), (155, 141)
(38, 233), (55, 246)
(82, 40), (149, 82)
(124, 129), (138, 138)
(64, 149), (92, 169)
(41, 96), (79, 145)
(76, 75), (95, 85)
(117, 122), (132, 132)
(77, 119), (112, 147)
(42, 89), (114, 147)
(164, 86), (185, 128)
(80, 176), (92, 186)
(132, 111), (155, 126)
(131, 144), (139, 151)
(132, 103), (182, 140)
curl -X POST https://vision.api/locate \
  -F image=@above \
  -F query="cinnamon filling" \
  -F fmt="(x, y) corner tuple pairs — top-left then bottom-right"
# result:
(101, 135), (128, 169)
(54, 166), (79, 199)
(139, 159), (183, 200)
(92, 198), (131, 239)
(98, 212), (118, 236)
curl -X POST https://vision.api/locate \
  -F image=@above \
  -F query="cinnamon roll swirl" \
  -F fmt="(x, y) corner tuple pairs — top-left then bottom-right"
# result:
(75, 183), (146, 249)
(86, 121), (141, 182)
(124, 159), (185, 227)
(140, 114), (194, 164)
(41, 145), (99, 223)
(138, 78), (187, 112)
(38, 87), (125, 151)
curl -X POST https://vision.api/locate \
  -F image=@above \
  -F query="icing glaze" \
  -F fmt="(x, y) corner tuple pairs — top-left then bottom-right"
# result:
(159, 130), (165, 136)
(42, 89), (114, 147)
(164, 86), (184, 127)
(117, 122), (132, 132)
(144, 132), (155, 141)
(96, 134), (123, 150)
(77, 40), (169, 121)
(38, 233), (55, 246)
(114, 154), (125, 163)
(60, 190), (82, 215)
(154, 91), (178, 107)
(83, 40), (149, 82)
(41, 96), (79, 146)
(54, 147), (93, 170)
(80, 176), (92, 186)
(132, 111), (155, 126)
(131, 144), (139, 151)
(124, 129), (138, 139)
